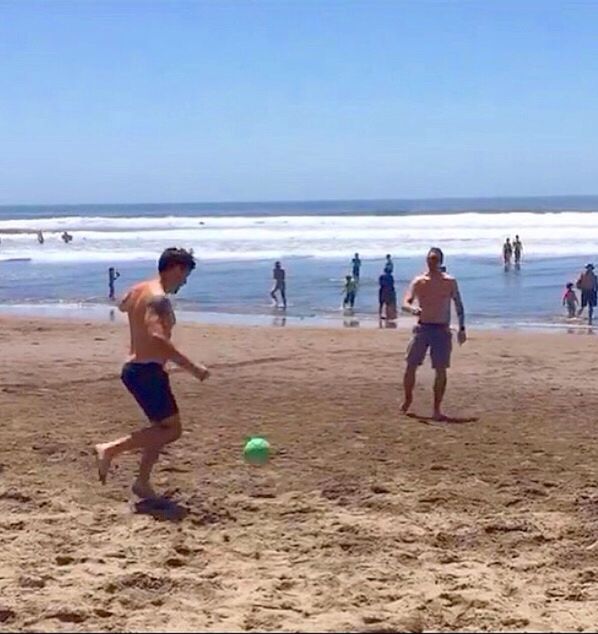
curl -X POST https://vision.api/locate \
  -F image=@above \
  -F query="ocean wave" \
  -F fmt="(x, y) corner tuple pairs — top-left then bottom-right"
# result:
(0, 212), (597, 263)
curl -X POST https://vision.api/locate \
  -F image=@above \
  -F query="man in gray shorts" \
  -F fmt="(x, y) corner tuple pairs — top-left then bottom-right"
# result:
(401, 247), (466, 420)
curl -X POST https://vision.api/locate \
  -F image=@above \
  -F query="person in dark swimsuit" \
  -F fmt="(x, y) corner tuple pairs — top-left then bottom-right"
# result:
(108, 267), (120, 301)
(270, 261), (287, 309)
(378, 270), (397, 319)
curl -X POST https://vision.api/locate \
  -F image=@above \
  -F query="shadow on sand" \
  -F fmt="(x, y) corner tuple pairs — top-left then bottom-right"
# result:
(132, 496), (189, 521)
(406, 412), (480, 426)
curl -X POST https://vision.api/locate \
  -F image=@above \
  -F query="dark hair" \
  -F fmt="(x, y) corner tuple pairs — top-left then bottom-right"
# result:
(428, 247), (444, 263)
(158, 247), (196, 273)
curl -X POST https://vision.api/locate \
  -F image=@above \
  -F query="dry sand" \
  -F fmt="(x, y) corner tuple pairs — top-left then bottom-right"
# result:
(0, 316), (597, 632)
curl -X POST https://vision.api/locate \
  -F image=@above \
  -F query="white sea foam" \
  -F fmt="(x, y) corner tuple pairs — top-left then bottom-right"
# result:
(0, 212), (596, 263)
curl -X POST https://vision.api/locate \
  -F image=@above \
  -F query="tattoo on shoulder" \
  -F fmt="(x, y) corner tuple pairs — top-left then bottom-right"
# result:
(147, 295), (172, 317)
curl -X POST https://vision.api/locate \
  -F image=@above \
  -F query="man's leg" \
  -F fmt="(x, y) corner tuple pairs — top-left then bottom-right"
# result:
(133, 415), (182, 497)
(95, 414), (181, 490)
(433, 368), (448, 420)
(401, 364), (417, 413)
(281, 287), (287, 309)
(402, 327), (427, 413)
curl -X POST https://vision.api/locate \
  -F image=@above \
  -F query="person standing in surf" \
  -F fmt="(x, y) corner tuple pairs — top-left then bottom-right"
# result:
(378, 268), (397, 320)
(270, 261), (287, 309)
(108, 267), (120, 301)
(342, 274), (358, 310)
(503, 238), (513, 270)
(513, 235), (523, 268)
(351, 253), (362, 281)
(576, 263), (598, 325)
(384, 254), (394, 274)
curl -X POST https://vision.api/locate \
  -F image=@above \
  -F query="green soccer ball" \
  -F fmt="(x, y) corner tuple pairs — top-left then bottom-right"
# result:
(243, 437), (271, 465)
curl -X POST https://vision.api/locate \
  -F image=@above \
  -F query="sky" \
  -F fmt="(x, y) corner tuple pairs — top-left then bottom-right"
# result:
(1, 0), (598, 205)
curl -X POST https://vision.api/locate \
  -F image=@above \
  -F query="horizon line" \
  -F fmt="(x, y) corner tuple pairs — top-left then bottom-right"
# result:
(2, 193), (598, 208)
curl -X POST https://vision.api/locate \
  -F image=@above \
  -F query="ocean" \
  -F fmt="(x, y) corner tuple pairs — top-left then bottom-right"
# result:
(1, 196), (597, 330)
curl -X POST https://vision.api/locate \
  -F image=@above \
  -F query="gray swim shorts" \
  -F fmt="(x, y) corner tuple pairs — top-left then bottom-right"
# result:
(406, 323), (453, 370)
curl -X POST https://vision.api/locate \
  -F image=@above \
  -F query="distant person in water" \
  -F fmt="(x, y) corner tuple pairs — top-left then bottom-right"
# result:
(108, 267), (121, 301)
(270, 261), (287, 309)
(503, 238), (512, 270)
(563, 283), (578, 319)
(384, 254), (394, 274)
(61, 231), (73, 244)
(351, 253), (362, 280)
(378, 269), (397, 320)
(513, 235), (523, 267)
(343, 275), (358, 310)
(576, 263), (598, 324)
(37, 231), (44, 244)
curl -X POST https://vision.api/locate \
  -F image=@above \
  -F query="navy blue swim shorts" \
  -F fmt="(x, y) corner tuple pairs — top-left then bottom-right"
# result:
(121, 362), (179, 423)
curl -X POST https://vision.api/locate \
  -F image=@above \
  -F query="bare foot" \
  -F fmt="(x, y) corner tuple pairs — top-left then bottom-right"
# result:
(432, 412), (449, 422)
(400, 396), (412, 414)
(94, 444), (111, 485)
(132, 481), (159, 500)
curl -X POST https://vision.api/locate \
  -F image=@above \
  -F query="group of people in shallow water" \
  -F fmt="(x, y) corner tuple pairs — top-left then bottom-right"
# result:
(268, 253), (402, 320)
(502, 235), (523, 270)
(563, 263), (598, 325)
(36, 230), (73, 244)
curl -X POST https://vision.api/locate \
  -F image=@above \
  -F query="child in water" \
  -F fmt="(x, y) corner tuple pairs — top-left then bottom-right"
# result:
(343, 275), (357, 309)
(563, 282), (578, 318)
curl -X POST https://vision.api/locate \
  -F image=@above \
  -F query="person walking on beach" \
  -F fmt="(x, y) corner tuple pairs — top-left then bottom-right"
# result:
(108, 267), (120, 301)
(563, 282), (578, 319)
(503, 238), (513, 270)
(351, 253), (362, 281)
(384, 254), (394, 274)
(401, 247), (466, 421)
(342, 274), (358, 310)
(513, 235), (523, 268)
(378, 269), (397, 320)
(270, 261), (287, 309)
(94, 247), (209, 500)
(576, 263), (598, 324)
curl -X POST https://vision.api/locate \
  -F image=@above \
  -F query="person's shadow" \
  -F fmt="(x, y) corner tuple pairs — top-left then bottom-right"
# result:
(406, 412), (479, 425)
(132, 496), (189, 521)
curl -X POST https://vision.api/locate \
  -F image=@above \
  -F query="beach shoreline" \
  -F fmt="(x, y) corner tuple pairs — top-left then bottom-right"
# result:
(0, 315), (597, 631)
(0, 301), (594, 335)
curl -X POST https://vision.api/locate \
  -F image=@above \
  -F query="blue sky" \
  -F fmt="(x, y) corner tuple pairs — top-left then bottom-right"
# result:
(1, 0), (597, 204)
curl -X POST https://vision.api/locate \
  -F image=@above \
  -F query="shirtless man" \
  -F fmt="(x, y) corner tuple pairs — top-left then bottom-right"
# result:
(577, 263), (598, 325)
(94, 247), (209, 500)
(401, 247), (466, 420)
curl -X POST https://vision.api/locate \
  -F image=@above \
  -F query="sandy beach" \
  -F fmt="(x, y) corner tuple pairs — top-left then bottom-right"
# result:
(0, 316), (597, 632)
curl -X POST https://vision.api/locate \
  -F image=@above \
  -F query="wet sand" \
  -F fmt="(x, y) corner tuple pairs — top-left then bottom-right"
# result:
(0, 316), (597, 632)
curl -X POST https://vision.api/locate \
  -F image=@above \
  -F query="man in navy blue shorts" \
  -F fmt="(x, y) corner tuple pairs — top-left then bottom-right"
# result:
(94, 248), (210, 500)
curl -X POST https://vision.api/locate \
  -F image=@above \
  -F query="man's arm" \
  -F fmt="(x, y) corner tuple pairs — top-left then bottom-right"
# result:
(401, 279), (421, 316)
(145, 297), (209, 380)
(452, 280), (466, 342)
